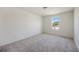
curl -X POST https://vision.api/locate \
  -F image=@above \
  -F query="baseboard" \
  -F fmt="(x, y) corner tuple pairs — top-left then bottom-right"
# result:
(43, 32), (73, 39)
(0, 33), (42, 47)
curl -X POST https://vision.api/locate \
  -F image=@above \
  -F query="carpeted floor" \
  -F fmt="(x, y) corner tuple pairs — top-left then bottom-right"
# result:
(0, 34), (78, 52)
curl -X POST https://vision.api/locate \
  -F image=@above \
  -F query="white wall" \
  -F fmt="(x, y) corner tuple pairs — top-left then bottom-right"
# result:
(0, 8), (42, 46)
(43, 11), (74, 38)
(74, 8), (79, 50)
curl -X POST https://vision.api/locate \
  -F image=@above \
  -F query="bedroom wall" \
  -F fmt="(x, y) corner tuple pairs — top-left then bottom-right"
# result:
(43, 11), (74, 38)
(0, 8), (42, 46)
(74, 8), (79, 50)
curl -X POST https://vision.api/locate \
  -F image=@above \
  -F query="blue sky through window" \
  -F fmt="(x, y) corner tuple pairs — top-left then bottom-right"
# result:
(51, 16), (60, 23)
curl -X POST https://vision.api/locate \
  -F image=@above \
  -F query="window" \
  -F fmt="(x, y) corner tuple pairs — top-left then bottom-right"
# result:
(51, 16), (60, 30)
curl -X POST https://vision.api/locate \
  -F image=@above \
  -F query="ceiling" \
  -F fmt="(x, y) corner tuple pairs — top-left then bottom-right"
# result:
(18, 7), (74, 16)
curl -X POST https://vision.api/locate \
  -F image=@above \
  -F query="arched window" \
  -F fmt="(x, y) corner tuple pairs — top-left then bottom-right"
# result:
(51, 16), (60, 30)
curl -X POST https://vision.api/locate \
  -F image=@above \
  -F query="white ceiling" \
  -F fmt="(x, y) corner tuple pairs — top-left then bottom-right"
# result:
(18, 7), (74, 16)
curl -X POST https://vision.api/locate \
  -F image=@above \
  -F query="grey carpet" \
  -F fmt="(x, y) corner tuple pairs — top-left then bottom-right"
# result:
(0, 34), (78, 52)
